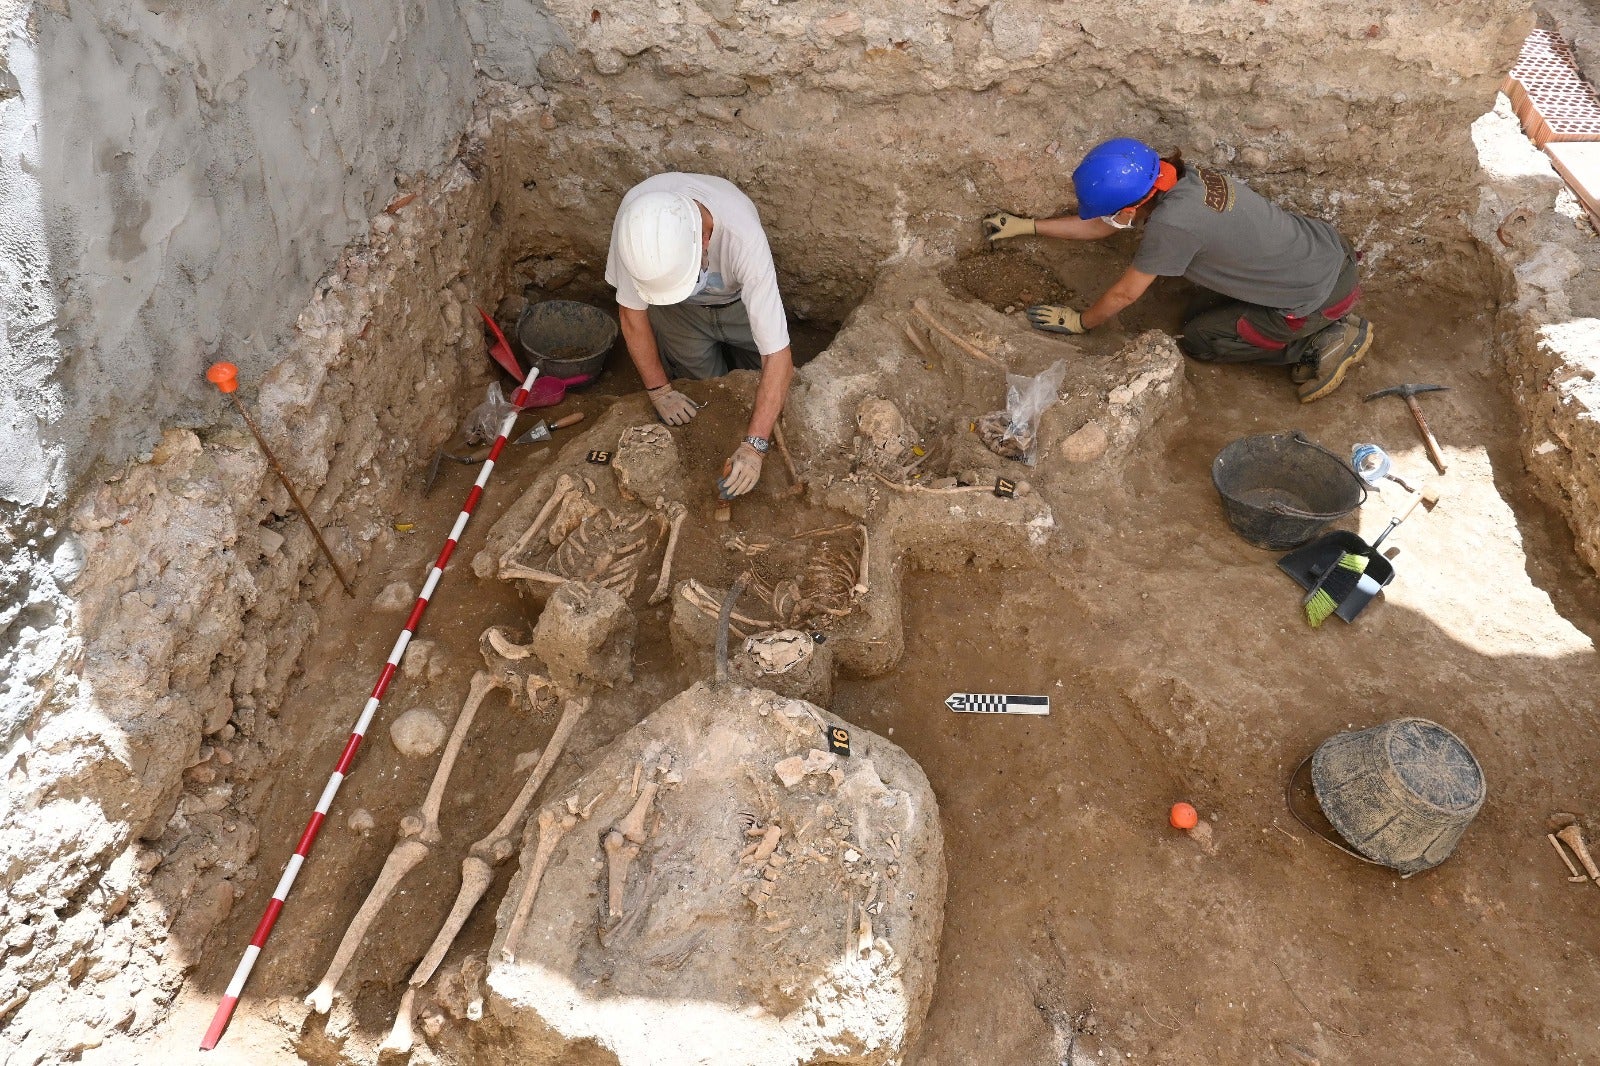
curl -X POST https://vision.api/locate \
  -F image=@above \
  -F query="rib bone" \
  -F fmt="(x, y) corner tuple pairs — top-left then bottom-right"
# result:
(305, 670), (507, 1014)
(648, 501), (689, 605)
(382, 692), (589, 1052)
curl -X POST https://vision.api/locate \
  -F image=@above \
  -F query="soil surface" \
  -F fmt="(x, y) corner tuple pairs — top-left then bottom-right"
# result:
(105, 262), (1600, 1065)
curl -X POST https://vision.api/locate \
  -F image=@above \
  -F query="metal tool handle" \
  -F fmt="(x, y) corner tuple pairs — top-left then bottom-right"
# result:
(1267, 432), (1370, 519)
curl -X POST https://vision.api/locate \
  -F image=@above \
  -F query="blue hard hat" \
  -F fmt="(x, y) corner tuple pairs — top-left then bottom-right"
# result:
(1073, 138), (1160, 219)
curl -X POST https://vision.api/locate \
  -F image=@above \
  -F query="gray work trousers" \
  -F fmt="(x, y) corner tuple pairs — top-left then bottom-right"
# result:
(1178, 252), (1362, 367)
(647, 300), (763, 380)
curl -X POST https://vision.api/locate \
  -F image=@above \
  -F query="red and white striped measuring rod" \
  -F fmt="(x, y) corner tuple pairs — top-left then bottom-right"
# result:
(201, 358), (539, 1050)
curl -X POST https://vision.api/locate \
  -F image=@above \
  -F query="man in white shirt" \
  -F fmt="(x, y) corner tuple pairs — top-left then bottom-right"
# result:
(605, 173), (795, 499)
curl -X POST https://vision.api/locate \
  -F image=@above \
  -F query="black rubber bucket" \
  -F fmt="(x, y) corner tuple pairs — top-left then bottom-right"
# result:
(515, 300), (618, 379)
(1211, 431), (1368, 550)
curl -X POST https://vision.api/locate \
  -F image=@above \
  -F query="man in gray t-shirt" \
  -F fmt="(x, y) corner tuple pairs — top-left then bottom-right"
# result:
(982, 137), (1373, 403)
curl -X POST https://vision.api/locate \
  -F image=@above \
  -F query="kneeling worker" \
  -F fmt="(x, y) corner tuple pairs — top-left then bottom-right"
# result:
(983, 138), (1372, 403)
(606, 173), (794, 497)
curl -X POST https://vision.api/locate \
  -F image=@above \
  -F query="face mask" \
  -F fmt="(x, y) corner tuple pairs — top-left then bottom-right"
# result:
(1100, 212), (1136, 230)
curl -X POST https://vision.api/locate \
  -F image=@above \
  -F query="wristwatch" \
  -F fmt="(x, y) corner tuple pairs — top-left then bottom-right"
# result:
(743, 435), (770, 454)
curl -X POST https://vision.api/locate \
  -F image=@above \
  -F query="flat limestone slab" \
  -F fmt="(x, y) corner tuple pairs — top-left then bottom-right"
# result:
(484, 682), (945, 1065)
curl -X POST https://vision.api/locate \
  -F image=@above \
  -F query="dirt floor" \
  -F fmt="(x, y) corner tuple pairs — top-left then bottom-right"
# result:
(103, 246), (1600, 1065)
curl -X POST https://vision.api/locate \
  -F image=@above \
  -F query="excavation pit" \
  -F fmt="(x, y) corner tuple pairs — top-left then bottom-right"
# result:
(9, 4), (1600, 1065)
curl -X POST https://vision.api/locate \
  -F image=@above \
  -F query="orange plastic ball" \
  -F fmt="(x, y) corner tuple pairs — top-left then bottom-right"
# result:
(1169, 802), (1199, 830)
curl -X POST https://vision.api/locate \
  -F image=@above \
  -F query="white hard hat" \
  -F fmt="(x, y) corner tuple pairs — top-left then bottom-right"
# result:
(615, 190), (700, 305)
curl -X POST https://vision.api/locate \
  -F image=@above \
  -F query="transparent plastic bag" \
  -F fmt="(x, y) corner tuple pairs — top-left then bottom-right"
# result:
(975, 361), (1067, 466)
(464, 383), (517, 445)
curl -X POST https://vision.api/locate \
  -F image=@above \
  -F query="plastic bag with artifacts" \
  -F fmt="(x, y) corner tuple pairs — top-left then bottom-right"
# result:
(976, 361), (1067, 465)
(465, 382), (518, 445)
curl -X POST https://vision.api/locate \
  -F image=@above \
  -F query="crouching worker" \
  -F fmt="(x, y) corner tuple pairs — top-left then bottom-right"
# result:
(983, 138), (1372, 403)
(606, 173), (795, 497)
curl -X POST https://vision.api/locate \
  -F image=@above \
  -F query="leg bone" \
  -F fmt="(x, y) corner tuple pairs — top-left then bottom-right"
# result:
(1557, 824), (1600, 882)
(501, 807), (578, 961)
(305, 670), (507, 1014)
(648, 502), (689, 606)
(382, 693), (589, 1049)
(604, 829), (641, 920)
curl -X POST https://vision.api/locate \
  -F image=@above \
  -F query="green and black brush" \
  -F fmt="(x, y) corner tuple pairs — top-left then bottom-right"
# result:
(1304, 552), (1368, 627)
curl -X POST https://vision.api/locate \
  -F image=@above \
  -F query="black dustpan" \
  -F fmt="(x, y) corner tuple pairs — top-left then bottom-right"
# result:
(1278, 530), (1395, 623)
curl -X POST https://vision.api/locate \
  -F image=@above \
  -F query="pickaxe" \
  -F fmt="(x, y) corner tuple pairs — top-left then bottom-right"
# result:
(1364, 384), (1450, 475)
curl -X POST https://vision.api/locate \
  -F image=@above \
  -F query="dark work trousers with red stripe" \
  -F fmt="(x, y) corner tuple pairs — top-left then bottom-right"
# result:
(1177, 252), (1362, 367)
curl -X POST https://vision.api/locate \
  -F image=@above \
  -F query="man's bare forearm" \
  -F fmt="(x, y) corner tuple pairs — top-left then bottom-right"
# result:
(746, 347), (793, 440)
(618, 305), (670, 389)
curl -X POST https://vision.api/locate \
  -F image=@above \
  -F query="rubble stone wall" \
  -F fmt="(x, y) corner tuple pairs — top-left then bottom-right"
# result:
(483, 0), (1531, 323)
(1471, 78), (1600, 573)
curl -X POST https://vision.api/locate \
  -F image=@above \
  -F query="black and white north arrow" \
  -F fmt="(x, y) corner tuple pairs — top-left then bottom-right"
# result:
(944, 692), (1050, 715)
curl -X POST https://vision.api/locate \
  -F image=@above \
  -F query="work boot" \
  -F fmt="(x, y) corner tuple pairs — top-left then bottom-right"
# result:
(1297, 316), (1372, 403)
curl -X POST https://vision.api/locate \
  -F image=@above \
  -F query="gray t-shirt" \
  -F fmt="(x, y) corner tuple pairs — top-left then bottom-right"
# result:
(1133, 167), (1349, 317)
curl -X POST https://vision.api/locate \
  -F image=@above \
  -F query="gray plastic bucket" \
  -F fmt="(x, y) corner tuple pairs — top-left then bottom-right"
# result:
(514, 300), (618, 379)
(1311, 717), (1485, 876)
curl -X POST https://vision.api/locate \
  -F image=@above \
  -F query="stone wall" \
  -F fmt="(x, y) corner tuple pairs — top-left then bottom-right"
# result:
(0, 0), (556, 1055)
(1471, 73), (1600, 573)
(484, 0), (1531, 323)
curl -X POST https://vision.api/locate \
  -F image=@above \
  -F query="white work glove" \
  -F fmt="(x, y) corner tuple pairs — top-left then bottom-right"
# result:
(718, 442), (764, 499)
(648, 384), (698, 426)
(982, 211), (1037, 243)
(1026, 304), (1088, 335)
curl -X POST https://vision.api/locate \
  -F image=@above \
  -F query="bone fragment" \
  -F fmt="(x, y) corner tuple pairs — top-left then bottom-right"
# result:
(616, 778), (661, 844)
(500, 566), (568, 585)
(580, 788), (610, 820)
(1557, 824), (1600, 884)
(648, 501), (689, 605)
(872, 470), (990, 494)
(853, 524), (870, 597)
(502, 807), (578, 960)
(305, 839), (429, 1014)
(484, 625), (535, 662)
(912, 297), (1003, 366)
(682, 579), (769, 627)
(604, 829), (642, 920)
(383, 694), (589, 1049)
(306, 671), (506, 1014)
(856, 903), (873, 958)
(751, 824), (783, 864)
(461, 954), (487, 1022)
(1549, 833), (1588, 882)
(791, 523), (858, 540)
(901, 319), (939, 365)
